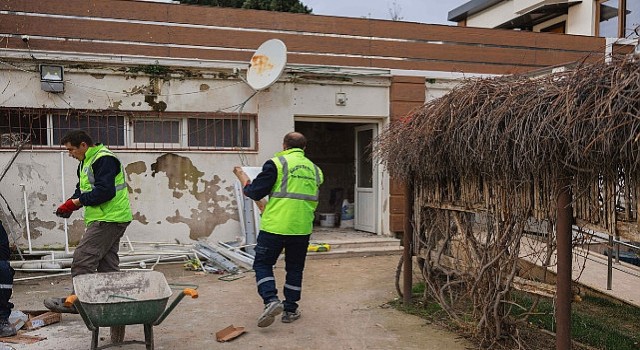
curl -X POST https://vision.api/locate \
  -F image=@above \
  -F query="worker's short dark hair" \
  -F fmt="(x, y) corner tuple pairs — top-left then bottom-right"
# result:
(60, 130), (94, 147)
(283, 132), (307, 150)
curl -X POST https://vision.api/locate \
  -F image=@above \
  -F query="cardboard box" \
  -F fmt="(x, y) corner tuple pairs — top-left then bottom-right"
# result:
(22, 310), (61, 330)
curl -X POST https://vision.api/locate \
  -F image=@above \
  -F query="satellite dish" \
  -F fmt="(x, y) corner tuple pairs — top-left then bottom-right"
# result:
(246, 39), (287, 91)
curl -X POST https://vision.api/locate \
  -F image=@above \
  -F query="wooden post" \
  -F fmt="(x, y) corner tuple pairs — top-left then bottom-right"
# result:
(556, 179), (573, 350)
(403, 179), (414, 305)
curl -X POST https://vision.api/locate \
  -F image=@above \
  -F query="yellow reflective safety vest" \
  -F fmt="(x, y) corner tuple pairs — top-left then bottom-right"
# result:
(79, 144), (132, 225)
(260, 148), (323, 235)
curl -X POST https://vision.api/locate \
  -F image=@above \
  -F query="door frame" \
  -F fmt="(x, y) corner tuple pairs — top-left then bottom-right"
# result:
(354, 124), (378, 233)
(294, 116), (388, 235)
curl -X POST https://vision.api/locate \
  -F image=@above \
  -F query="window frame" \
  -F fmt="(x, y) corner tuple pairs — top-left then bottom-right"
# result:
(186, 114), (255, 150)
(596, 0), (639, 38)
(128, 116), (184, 150)
(51, 111), (128, 149)
(0, 108), (258, 152)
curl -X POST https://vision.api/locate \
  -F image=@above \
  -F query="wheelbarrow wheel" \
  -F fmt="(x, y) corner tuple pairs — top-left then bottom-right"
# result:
(110, 325), (126, 344)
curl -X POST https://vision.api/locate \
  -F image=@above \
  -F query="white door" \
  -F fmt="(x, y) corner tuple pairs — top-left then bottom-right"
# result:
(354, 124), (377, 233)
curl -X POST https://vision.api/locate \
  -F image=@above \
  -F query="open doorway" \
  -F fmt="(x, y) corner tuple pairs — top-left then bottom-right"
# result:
(296, 121), (379, 234)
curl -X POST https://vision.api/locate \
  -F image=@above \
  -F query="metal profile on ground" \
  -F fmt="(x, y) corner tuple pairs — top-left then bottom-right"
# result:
(216, 241), (255, 270)
(194, 242), (240, 274)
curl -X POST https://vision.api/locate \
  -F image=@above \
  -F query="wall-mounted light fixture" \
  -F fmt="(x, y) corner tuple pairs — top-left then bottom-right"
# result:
(40, 64), (64, 93)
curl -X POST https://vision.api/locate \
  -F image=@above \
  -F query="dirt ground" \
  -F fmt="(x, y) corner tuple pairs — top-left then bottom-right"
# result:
(3, 254), (472, 350)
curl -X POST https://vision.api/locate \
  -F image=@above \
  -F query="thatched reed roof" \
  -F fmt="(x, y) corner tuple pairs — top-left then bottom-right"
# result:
(379, 57), (640, 182)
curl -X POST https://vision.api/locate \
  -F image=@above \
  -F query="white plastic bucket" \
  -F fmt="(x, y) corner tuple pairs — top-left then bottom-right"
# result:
(319, 213), (336, 227)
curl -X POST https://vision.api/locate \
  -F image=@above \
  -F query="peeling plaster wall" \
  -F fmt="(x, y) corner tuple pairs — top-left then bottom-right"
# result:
(0, 151), (262, 248)
(0, 68), (256, 112)
(0, 64), (390, 248)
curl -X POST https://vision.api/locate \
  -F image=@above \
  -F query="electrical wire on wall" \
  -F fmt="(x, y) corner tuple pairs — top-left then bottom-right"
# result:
(234, 90), (258, 167)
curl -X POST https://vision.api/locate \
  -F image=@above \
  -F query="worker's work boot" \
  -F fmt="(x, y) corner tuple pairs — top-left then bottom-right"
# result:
(257, 300), (283, 328)
(281, 310), (301, 323)
(44, 297), (78, 314)
(0, 319), (16, 337)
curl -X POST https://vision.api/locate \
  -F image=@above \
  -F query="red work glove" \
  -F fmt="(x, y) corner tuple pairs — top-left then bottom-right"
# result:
(55, 199), (81, 218)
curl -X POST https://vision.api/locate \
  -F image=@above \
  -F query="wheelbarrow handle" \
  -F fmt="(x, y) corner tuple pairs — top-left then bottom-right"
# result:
(64, 295), (78, 307)
(168, 283), (199, 290)
(65, 294), (97, 331)
(183, 288), (199, 299)
(153, 289), (198, 326)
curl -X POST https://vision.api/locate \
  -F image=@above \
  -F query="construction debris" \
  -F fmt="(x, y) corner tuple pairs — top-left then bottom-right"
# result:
(194, 242), (240, 274)
(215, 325), (245, 342)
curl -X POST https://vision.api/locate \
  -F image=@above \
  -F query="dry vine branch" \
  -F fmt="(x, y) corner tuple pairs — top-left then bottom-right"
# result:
(379, 54), (640, 347)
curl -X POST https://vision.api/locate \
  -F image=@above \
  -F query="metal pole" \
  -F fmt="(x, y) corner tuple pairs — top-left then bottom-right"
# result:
(20, 184), (32, 254)
(402, 179), (413, 305)
(556, 180), (573, 350)
(607, 235), (613, 290)
(60, 152), (70, 254)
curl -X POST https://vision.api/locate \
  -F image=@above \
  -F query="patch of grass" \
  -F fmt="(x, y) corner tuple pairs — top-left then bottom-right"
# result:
(394, 283), (640, 350)
(511, 292), (640, 350)
(387, 282), (441, 317)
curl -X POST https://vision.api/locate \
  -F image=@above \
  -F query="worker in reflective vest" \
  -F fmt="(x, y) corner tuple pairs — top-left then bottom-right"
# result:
(44, 130), (132, 314)
(237, 131), (323, 327)
(0, 221), (16, 337)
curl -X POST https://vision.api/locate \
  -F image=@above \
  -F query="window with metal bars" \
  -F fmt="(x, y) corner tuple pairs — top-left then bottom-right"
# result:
(187, 117), (251, 149)
(0, 109), (48, 147)
(53, 112), (126, 147)
(0, 108), (256, 151)
(131, 118), (181, 149)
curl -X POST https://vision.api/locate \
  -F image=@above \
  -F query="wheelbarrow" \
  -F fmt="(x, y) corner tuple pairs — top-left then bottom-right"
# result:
(64, 270), (198, 350)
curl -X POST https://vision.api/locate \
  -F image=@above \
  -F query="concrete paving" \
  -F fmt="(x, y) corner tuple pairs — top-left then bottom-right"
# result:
(3, 229), (469, 350)
(10, 226), (636, 349)
(308, 227), (402, 259)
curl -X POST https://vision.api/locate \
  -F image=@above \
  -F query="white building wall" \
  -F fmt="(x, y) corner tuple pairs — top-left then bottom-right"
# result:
(0, 62), (391, 248)
(466, 0), (516, 28)
(566, 0), (597, 36)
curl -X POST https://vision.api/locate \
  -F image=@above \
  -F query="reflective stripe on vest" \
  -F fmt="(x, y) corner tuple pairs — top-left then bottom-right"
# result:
(269, 156), (321, 201)
(81, 148), (127, 193)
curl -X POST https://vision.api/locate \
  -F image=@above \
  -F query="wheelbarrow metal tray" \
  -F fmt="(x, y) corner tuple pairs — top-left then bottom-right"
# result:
(73, 271), (172, 327)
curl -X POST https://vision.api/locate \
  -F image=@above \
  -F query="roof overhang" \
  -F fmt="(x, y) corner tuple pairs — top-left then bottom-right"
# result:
(448, 0), (582, 26)
(448, 0), (506, 22)
(496, 1), (582, 29)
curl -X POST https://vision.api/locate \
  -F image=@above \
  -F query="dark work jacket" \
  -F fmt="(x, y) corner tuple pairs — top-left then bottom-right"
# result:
(72, 155), (121, 206)
(243, 160), (277, 201)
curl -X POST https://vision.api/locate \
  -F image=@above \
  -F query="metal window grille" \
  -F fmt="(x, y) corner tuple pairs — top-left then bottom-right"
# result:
(0, 108), (48, 148)
(52, 112), (125, 147)
(131, 118), (181, 149)
(0, 108), (256, 151)
(187, 117), (251, 149)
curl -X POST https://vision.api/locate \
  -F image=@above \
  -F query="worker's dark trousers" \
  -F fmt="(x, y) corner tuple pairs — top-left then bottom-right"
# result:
(0, 222), (13, 320)
(253, 231), (310, 313)
(0, 261), (14, 320)
(71, 221), (130, 278)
